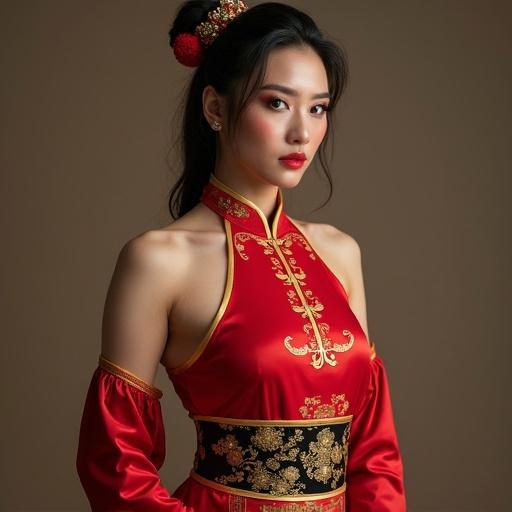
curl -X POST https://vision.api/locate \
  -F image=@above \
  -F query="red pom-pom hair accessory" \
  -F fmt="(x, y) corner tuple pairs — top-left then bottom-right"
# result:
(172, 32), (204, 67)
(172, 0), (249, 67)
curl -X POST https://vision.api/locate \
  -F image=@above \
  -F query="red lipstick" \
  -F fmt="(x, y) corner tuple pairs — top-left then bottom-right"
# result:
(279, 152), (307, 170)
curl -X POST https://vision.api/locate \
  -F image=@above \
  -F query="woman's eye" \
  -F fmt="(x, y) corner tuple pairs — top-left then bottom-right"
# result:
(268, 97), (286, 110)
(312, 104), (330, 115)
(267, 97), (330, 114)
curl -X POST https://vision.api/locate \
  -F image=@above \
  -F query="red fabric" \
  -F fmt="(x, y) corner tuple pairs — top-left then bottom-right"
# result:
(76, 174), (407, 510)
(76, 366), (191, 511)
(346, 355), (407, 511)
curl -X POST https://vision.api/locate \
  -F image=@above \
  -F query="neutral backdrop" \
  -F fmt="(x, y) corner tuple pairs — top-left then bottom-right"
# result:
(1, 1), (510, 511)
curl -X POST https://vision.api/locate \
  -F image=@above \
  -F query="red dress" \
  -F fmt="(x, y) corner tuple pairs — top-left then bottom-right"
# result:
(76, 173), (407, 511)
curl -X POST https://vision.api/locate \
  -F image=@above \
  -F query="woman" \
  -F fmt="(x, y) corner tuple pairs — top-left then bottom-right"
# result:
(76, 1), (407, 511)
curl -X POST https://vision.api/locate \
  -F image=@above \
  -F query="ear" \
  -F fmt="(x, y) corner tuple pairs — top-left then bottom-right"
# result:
(202, 85), (226, 127)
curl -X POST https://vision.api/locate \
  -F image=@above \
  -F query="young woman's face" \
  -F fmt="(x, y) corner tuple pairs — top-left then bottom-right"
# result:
(227, 45), (330, 189)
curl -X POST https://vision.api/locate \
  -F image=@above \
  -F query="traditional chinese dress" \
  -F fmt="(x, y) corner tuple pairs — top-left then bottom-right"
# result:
(76, 173), (407, 511)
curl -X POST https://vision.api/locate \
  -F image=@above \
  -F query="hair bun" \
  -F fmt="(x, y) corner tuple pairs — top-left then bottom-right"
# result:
(169, 1), (219, 67)
(169, 1), (248, 67)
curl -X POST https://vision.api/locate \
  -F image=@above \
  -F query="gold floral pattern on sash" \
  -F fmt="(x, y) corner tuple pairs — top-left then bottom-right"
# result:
(300, 428), (349, 486)
(192, 417), (351, 497)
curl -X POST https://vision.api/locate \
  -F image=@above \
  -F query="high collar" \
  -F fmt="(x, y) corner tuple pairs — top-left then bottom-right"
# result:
(200, 173), (287, 239)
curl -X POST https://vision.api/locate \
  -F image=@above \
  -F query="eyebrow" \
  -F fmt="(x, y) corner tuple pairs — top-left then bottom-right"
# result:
(259, 83), (331, 100)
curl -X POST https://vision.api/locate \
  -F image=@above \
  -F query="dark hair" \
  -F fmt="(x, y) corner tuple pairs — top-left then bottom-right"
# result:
(167, 0), (349, 219)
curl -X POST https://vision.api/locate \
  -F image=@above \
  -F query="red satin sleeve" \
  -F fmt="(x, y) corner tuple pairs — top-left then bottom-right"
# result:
(76, 355), (191, 511)
(346, 342), (407, 511)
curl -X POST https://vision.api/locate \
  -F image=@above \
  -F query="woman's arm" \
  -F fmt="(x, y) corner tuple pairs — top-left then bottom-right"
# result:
(76, 232), (191, 511)
(341, 234), (407, 511)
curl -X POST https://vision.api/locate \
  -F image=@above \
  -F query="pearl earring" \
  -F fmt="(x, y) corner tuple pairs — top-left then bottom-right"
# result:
(211, 120), (222, 131)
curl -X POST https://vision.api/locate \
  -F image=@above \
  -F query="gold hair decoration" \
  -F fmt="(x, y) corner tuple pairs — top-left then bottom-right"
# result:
(196, 0), (249, 48)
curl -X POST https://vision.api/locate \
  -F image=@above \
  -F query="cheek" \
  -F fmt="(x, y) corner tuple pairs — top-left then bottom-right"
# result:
(239, 109), (281, 147)
(317, 121), (328, 142)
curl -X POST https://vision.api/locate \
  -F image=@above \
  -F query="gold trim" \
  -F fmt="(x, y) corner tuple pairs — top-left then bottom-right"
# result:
(270, 239), (332, 368)
(167, 218), (235, 375)
(369, 340), (377, 360)
(189, 469), (346, 501)
(286, 218), (349, 299)
(287, 218), (375, 357)
(189, 413), (353, 426)
(258, 496), (344, 511)
(210, 173), (283, 239)
(98, 354), (163, 399)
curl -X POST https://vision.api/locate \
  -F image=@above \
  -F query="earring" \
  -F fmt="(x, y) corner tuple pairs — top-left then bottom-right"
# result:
(211, 120), (222, 131)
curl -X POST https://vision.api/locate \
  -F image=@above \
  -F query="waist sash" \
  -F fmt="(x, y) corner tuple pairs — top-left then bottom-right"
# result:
(189, 414), (353, 501)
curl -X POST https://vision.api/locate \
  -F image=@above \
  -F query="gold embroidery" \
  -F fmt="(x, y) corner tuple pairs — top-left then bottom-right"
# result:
(258, 494), (343, 511)
(211, 426), (307, 494)
(234, 231), (275, 260)
(253, 426), (286, 451)
(217, 195), (250, 218)
(234, 232), (315, 261)
(229, 493), (248, 512)
(195, 418), (351, 497)
(233, 231), (354, 369)
(299, 428), (348, 489)
(299, 394), (350, 419)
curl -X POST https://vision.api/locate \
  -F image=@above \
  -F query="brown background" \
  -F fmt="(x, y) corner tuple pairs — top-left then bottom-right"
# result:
(1, 1), (510, 511)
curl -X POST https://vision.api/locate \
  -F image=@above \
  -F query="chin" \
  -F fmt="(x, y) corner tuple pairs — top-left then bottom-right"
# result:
(256, 171), (303, 190)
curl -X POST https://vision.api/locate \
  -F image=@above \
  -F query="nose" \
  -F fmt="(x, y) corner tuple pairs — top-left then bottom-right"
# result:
(286, 109), (310, 146)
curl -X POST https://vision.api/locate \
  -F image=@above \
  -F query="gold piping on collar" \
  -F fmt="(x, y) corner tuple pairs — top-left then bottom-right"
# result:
(209, 173), (283, 239)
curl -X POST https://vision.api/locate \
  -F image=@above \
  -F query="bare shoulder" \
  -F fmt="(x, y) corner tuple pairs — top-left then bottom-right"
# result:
(288, 217), (362, 270)
(116, 203), (226, 303)
(121, 228), (187, 271)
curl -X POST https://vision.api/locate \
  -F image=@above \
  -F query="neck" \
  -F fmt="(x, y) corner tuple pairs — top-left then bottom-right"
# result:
(200, 173), (286, 239)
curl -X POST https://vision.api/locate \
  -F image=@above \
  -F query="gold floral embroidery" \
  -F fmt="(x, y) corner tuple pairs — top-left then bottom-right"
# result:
(299, 394), (350, 419)
(211, 426), (307, 494)
(233, 231), (354, 369)
(217, 196), (250, 218)
(196, 420), (350, 497)
(299, 428), (348, 489)
(252, 426), (285, 451)
(234, 232), (315, 261)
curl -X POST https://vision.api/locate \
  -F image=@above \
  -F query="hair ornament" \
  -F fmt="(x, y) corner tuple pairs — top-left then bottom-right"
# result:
(172, 0), (249, 67)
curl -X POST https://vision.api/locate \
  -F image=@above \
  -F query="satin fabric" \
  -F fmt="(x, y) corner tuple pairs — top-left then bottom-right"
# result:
(76, 366), (190, 511)
(76, 174), (406, 511)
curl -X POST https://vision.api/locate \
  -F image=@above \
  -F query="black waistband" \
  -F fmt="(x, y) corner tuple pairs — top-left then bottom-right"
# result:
(189, 414), (352, 500)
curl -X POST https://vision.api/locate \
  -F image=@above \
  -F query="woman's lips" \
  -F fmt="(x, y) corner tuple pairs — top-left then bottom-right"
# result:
(279, 158), (305, 169)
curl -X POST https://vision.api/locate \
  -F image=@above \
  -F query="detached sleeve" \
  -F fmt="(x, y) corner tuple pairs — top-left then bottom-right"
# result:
(346, 341), (407, 511)
(76, 354), (191, 512)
